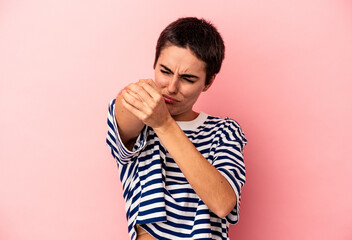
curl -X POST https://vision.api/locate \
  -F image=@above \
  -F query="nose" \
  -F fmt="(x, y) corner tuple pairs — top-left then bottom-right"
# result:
(167, 76), (179, 94)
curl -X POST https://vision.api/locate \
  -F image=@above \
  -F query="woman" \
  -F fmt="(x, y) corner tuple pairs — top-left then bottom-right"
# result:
(106, 17), (247, 240)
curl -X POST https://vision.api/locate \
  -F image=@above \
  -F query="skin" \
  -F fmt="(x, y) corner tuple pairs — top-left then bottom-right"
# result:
(115, 45), (237, 219)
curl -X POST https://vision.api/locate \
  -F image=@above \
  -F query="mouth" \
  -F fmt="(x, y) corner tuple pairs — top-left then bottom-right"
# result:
(162, 94), (180, 104)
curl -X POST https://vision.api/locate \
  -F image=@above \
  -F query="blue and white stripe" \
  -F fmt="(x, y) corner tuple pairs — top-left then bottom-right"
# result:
(106, 99), (247, 240)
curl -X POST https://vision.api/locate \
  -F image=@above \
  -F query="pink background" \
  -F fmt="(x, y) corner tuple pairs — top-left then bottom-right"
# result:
(1, 0), (352, 239)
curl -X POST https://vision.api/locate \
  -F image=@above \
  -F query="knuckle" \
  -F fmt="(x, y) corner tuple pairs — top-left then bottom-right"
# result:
(155, 95), (162, 102)
(145, 108), (152, 116)
(121, 90), (129, 99)
(127, 83), (135, 88)
(129, 83), (137, 89)
(139, 79), (147, 85)
(130, 84), (141, 92)
(149, 101), (157, 109)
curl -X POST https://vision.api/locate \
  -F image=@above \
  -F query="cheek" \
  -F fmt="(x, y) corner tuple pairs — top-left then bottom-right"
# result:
(181, 86), (204, 99)
(154, 73), (168, 88)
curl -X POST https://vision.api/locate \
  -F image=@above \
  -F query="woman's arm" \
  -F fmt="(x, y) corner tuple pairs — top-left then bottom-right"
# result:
(153, 119), (237, 218)
(114, 86), (145, 150)
(121, 79), (237, 218)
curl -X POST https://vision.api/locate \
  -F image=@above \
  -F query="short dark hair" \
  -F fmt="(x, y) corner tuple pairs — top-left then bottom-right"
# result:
(153, 17), (225, 85)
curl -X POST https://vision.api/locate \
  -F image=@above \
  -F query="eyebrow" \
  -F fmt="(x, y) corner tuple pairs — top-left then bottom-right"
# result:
(160, 64), (200, 79)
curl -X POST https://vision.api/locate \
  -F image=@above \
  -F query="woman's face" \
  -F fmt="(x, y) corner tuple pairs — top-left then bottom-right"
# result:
(154, 45), (213, 121)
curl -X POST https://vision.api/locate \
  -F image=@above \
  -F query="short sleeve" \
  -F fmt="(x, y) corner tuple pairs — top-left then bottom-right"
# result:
(212, 119), (247, 224)
(106, 99), (148, 165)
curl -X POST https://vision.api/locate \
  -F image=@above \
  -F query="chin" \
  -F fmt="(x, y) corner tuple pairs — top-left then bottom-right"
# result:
(167, 108), (181, 117)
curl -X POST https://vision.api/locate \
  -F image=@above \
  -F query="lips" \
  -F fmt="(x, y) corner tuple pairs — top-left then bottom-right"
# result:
(162, 94), (179, 104)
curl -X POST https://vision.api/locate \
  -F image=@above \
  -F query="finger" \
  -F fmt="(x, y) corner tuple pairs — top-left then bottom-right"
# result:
(125, 86), (142, 101)
(121, 97), (147, 121)
(128, 83), (154, 106)
(138, 80), (162, 101)
(139, 79), (160, 92)
(122, 88), (155, 118)
(121, 89), (146, 111)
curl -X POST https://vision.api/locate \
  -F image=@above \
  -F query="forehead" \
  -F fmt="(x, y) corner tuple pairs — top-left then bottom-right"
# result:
(157, 45), (206, 75)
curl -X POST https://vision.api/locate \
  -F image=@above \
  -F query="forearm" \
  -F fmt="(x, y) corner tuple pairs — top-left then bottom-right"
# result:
(153, 118), (237, 218)
(115, 93), (145, 149)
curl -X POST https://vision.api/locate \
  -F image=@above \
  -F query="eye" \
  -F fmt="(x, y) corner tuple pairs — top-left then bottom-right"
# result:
(160, 69), (170, 74)
(183, 78), (194, 83)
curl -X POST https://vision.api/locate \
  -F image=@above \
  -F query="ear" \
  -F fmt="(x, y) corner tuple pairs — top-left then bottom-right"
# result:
(202, 74), (216, 92)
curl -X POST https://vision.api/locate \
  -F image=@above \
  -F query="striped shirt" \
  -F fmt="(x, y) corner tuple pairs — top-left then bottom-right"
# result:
(106, 99), (247, 240)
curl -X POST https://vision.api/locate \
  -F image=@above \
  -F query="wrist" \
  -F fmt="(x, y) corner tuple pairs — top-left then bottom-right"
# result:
(153, 116), (177, 135)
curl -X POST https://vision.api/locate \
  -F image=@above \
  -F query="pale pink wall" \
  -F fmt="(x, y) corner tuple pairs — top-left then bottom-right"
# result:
(1, 0), (351, 239)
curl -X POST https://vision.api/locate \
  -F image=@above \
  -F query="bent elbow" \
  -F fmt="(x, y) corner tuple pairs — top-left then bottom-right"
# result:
(213, 198), (236, 219)
(215, 207), (231, 219)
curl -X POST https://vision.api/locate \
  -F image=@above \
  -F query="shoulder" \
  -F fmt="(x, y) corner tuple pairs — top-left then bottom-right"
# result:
(204, 113), (244, 132)
(203, 113), (247, 145)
